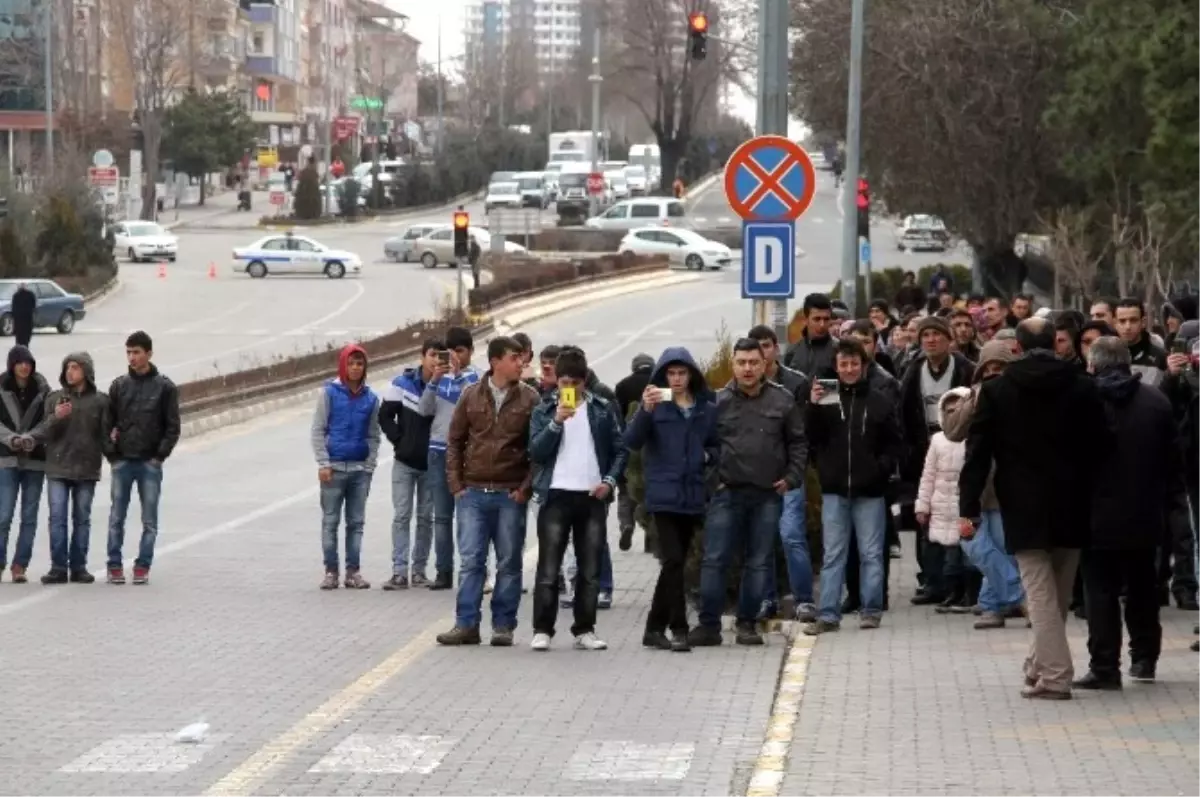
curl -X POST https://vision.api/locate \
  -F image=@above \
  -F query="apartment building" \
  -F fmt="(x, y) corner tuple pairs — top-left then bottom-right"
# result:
(352, 0), (418, 123)
(464, 0), (581, 83)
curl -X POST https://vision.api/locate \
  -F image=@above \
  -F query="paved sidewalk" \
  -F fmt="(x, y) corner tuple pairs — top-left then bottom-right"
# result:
(778, 532), (1199, 796)
(162, 189), (265, 231)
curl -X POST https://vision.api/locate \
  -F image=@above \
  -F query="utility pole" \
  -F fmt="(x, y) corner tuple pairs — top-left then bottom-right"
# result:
(752, 0), (791, 342)
(545, 7), (554, 140)
(43, 0), (53, 179)
(435, 13), (444, 154)
(587, 27), (601, 217)
(321, 0), (333, 216)
(839, 0), (866, 317)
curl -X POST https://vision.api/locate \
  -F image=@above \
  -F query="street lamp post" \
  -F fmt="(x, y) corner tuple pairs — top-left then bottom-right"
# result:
(587, 28), (602, 217)
(839, 0), (866, 317)
(43, 0), (54, 178)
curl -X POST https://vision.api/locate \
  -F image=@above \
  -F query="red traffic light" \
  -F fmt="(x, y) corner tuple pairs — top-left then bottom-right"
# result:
(453, 211), (469, 229)
(857, 178), (868, 194)
(689, 12), (708, 32)
(856, 193), (869, 210)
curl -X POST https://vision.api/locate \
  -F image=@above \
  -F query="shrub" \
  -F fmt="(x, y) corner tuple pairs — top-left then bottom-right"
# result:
(292, 166), (323, 220)
(36, 195), (88, 278)
(0, 222), (27, 278)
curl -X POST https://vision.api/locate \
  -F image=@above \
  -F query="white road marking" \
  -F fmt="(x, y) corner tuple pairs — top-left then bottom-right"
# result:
(563, 741), (694, 781)
(810, 217), (825, 224)
(718, 216), (732, 224)
(165, 301), (252, 334)
(694, 217), (708, 223)
(58, 733), (228, 774)
(325, 330), (348, 336)
(309, 734), (458, 775)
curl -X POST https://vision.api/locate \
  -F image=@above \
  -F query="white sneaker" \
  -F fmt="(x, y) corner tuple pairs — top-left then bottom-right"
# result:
(531, 632), (551, 651)
(574, 632), (607, 651)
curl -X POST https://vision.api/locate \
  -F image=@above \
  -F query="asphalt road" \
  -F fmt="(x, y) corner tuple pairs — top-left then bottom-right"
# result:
(24, 226), (468, 385)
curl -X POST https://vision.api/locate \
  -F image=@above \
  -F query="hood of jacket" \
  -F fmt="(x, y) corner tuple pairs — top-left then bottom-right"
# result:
(972, 339), (1018, 384)
(1004, 350), (1081, 392)
(336, 343), (369, 393)
(650, 346), (708, 396)
(1094, 365), (1141, 405)
(1, 344), (37, 391)
(59, 351), (96, 392)
(937, 386), (972, 428)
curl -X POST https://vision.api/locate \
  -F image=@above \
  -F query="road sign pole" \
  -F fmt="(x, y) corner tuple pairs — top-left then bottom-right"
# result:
(859, 236), (872, 306)
(754, 0), (791, 341)
(840, 0), (866, 318)
(588, 28), (602, 218)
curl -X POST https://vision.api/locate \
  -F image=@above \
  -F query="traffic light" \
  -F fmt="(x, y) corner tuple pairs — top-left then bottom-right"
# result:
(453, 211), (470, 259)
(856, 178), (870, 239)
(689, 12), (708, 60)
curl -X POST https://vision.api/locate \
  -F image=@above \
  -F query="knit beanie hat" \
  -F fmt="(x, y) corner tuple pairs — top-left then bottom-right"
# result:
(631, 353), (654, 372)
(916, 316), (952, 340)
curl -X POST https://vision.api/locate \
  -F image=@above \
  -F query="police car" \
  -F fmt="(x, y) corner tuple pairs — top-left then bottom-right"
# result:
(231, 232), (363, 278)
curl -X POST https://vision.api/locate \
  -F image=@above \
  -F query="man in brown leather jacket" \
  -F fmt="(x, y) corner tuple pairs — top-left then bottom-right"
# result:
(437, 336), (540, 648)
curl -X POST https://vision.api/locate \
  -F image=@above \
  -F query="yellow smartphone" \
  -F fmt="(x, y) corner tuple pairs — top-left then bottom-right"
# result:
(560, 386), (577, 408)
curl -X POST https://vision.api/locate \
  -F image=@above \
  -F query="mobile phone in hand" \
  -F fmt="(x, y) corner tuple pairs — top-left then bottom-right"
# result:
(560, 386), (577, 408)
(438, 350), (451, 365)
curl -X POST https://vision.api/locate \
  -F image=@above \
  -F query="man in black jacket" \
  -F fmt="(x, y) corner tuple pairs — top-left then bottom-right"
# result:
(959, 318), (1108, 699)
(803, 338), (904, 635)
(613, 353), (654, 550)
(105, 331), (181, 586)
(10, 284), (35, 348)
(1073, 337), (1183, 690)
(690, 339), (807, 648)
(784, 293), (835, 377)
(1163, 320), (1200, 610)
(0, 344), (48, 582)
(378, 338), (439, 589)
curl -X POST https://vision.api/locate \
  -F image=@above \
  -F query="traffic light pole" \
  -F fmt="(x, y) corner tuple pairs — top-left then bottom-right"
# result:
(753, 0), (791, 342)
(587, 28), (602, 218)
(839, 0), (866, 317)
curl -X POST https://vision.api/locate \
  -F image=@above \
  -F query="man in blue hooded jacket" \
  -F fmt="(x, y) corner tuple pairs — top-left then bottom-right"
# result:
(625, 347), (719, 652)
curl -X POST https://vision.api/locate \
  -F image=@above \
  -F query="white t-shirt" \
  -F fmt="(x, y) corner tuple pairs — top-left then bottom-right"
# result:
(550, 401), (602, 491)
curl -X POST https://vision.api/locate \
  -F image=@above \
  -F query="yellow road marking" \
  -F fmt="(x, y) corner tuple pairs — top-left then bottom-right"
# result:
(745, 634), (815, 797)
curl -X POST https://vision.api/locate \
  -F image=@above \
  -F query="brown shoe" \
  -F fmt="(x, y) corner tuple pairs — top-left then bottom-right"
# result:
(10, 564), (27, 584)
(1021, 683), (1071, 700)
(343, 570), (370, 589)
(974, 612), (1006, 630)
(320, 571), (339, 590)
(436, 626), (482, 646)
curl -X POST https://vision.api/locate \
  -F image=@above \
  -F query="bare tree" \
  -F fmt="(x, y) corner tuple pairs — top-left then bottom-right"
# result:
(110, 0), (201, 219)
(1041, 206), (1109, 307)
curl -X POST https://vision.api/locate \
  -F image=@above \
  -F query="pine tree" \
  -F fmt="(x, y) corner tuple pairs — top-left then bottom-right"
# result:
(293, 166), (324, 220)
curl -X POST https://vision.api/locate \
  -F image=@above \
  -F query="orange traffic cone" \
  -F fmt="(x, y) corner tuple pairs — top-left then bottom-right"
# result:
(157, 261), (167, 279)
(207, 262), (217, 279)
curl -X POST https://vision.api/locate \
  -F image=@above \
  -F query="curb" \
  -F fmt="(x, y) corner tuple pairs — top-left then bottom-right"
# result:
(178, 270), (698, 441)
(681, 171), (723, 204)
(256, 190), (484, 230)
(83, 275), (121, 305)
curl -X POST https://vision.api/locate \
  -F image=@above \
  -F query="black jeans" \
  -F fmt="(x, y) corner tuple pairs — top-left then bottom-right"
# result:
(646, 512), (700, 635)
(1083, 548), (1161, 677)
(533, 490), (606, 637)
(1160, 486), (1198, 600)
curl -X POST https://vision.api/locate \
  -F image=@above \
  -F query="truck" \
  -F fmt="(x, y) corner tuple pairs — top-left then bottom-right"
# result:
(548, 131), (607, 167)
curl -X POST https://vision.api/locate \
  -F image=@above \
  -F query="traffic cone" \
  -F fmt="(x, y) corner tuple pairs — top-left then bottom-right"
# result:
(157, 261), (167, 279)
(207, 262), (217, 279)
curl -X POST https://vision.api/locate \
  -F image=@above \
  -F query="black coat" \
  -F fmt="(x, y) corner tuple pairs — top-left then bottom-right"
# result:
(898, 351), (975, 480)
(1089, 369), (1184, 549)
(806, 378), (904, 498)
(959, 351), (1109, 552)
(614, 368), (651, 418)
(10, 287), (35, 340)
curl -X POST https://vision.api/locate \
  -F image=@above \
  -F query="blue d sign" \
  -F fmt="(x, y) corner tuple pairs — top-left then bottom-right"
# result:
(742, 221), (795, 299)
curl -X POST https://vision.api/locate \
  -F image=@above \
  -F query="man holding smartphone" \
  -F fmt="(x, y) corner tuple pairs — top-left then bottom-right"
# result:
(418, 326), (480, 591)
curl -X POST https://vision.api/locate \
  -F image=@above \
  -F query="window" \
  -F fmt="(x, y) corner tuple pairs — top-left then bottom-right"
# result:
(629, 204), (658, 218)
(667, 202), (686, 218)
(634, 231), (659, 243)
(252, 31), (264, 53)
(659, 233), (683, 246)
(605, 205), (628, 219)
(429, 229), (451, 241)
(404, 227), (427, 240)
(292, 239), (319, 252)
(33, 282), (63, 299)
(261, 238), (288, 250)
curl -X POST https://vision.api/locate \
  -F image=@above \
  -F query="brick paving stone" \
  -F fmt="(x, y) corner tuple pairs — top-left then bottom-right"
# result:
(778, 530), (1200, 796)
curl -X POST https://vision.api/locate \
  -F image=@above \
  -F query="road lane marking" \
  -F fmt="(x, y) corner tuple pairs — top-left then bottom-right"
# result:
(745, 635), (815, 796)
(165, 301), (252, 334)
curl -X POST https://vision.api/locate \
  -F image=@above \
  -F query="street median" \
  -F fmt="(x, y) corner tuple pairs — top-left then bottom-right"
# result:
(503, 225), (742, 253)
(176, 252), (693, 436)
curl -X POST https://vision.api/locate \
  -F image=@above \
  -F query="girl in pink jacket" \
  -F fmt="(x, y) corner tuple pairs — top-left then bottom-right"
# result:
(916, 388), (974, 610)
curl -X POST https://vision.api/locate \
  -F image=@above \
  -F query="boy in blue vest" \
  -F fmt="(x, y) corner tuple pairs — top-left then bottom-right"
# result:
(311, 343), (380, 590)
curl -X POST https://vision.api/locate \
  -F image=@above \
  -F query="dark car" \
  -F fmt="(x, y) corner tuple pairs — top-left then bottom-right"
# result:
(0, 279), (87, 335)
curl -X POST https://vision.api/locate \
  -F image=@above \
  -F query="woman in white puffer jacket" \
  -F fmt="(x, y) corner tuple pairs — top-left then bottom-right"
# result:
(915, 388), (973, 546)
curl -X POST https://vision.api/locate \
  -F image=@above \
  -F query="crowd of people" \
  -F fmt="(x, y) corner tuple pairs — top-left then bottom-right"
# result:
(0, 332), (181, 586)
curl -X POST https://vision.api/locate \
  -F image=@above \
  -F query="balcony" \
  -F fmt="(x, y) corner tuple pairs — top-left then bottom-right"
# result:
(198, 35), (242, 78)
(245, 2), (276, 26)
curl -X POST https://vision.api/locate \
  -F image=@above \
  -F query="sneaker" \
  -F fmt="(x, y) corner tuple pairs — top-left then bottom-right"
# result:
(436, 626), (481, 646)
(428, 572), (453, 591)
(574, 632), (608, 651)
(734, 623), (764, 646)
(1128, 661), (1156, 683)
(859, 615), (881, 630)
(40, 568), (68, 585)
(490, 627), (514, 647)
(1072, 671), (1122, 690)
(910, 592), (943, 606)
(410, 572), (430, 588)
(686, 626), (723, 647)
(320, 570), (339, 590)
(597, 591), (613, 610)
(971, 604), (984, 616)
(343, 570), (370, 589)
(382, 574), (409, 591)
(1175, 593), (1199, 611)
(9, 564), (26, 584)
(642, 631), (672, 650)
(795, 603), (818, 623)
(132, 566), (150, 585)
(531, 632), (552, 651)
(801, 620), (840, 636)
(69, 569), (95, 584)
(670, 635), (691, 653)
(618, 526), (634, 551)
(107, 566), (126, 585)
(973, 612), (1006, 630)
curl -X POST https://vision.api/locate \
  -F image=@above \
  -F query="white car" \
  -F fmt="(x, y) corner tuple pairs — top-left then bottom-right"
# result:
(624, 165), (648, 195)
(605, 170), (630, 201)
(413, 226), (527, 268)
(618, 227), (733, 270)
(111, 221), (178, 262)
(383, 224), (437, 262)
(895, 214), (949, 252)
(485, 181), (524, 213)
(586, 198), (689, 231)
(231, 233), (362, 278)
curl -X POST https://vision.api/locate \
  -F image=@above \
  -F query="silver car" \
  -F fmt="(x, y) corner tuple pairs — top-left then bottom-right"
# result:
(384, 224), (437, 262)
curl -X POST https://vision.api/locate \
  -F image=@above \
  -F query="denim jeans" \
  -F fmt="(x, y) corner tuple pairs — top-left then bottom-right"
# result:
(390, 461), (432, 577)
(565, 536), (614, 592)
(427, 448), (456, 577)
(455, 488), (527, 630)
(0, 467), (43, 569)
(533, 490), (605, 637)
(778, 487), (813, 605)
(818, 495), (886, 623)
(106, 460), (163, 569)
(699, 487), (781, 628)
(319, 469), (372, 572)
(48, 478), (96, 571)
(961, 509), (1024, 613)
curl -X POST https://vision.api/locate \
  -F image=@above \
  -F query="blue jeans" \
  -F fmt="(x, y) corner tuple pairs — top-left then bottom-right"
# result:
(454, 488), (527, 630)
(427, 448), (456, 576)
(48, 479), (96, 571)
(699, 488), (781, 628)
(961, 509), (1024, 613)
(818, 495), (886, 622)
(0, 467), (43, 569)
(778, 487), (813, 605)
(106, 460), (163, 569)
(320, 469), (371, 571)
(391, 461), (432, 577)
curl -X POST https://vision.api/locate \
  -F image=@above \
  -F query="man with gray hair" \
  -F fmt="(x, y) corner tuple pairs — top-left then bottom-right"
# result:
(959, 317), (1108, 699)
(1072, 337), (1183, 689)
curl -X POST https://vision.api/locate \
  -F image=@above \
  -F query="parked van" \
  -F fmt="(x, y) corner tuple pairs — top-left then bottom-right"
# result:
(584, 197), (689, 231)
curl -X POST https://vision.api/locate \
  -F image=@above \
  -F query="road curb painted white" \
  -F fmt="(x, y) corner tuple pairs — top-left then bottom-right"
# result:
(681, 171), (723, 204)
(745, 634), (814, 796)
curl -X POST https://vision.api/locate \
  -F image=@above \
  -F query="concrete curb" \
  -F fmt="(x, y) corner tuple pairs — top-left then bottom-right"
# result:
(681, 171), (723, 204)
(178, 270), (700, 441)
(82, 275), (121, 305)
